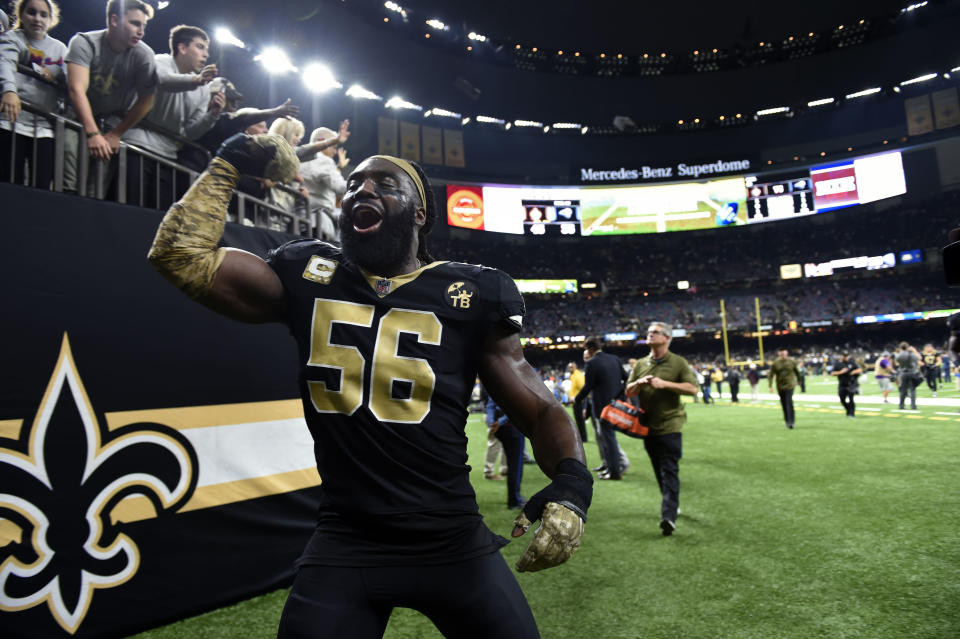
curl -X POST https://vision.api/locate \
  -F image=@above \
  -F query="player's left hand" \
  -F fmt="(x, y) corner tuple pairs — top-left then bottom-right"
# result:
(511, 458), (592, 572)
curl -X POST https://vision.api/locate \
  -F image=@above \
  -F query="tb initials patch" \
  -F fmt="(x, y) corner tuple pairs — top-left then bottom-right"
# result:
(445, 281), (478, 310)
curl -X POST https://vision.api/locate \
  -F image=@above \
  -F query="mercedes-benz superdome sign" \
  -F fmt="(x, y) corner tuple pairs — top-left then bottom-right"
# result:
(576, 159), (753, 184)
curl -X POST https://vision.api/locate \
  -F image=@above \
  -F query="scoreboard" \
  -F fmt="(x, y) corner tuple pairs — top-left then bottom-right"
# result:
(522, 199), (582, 236)
(745, 172), (814, 222)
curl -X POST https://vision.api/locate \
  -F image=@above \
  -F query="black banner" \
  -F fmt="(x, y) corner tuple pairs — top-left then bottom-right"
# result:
(0, 184), (320, 638)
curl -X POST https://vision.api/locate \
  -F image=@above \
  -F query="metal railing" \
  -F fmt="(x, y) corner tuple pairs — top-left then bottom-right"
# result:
(2, 66), (315, 237)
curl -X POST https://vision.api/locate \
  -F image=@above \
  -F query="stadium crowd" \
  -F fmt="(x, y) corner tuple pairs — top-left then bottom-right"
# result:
(0, 0), (350, 236)
(517, 277), (955, 338)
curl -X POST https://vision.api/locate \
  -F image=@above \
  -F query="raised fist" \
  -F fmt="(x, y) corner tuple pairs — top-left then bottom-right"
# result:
(216, 133), (299, 183)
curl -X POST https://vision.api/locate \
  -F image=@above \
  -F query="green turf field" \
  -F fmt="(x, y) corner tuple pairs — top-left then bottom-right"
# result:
(579, 178), (747, 236)
(130, 380), (960, 639)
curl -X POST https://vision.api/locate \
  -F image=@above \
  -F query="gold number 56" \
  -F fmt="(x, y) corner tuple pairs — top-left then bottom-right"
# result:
(306, 299), (442, 424)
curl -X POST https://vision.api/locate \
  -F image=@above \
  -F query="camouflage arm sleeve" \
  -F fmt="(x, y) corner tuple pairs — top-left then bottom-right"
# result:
(147, 157), (239, 300)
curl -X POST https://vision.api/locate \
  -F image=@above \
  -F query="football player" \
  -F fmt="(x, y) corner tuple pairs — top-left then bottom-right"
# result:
(148, 133), (593, 638)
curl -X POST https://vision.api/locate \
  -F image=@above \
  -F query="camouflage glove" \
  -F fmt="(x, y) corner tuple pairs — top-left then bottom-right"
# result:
(512, 458), (592, 572)
(216, 133), (299, 183)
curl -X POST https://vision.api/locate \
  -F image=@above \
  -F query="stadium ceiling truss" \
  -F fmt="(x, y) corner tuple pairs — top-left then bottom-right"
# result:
(357, 0), (937, 79)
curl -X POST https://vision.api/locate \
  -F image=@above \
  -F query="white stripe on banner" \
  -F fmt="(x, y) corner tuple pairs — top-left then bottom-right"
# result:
(185, 418), (315, 487)
(103, 401), (320, 522)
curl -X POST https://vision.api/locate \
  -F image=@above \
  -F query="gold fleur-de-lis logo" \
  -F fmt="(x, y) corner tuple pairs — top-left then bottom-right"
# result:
(0, 334), (196, 634)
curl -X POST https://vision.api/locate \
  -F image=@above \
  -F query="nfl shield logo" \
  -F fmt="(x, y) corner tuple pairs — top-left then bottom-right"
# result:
(376, 279), (392, 296)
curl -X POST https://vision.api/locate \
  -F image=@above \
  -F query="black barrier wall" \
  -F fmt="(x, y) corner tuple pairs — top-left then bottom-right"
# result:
(0, 184), (321, 638)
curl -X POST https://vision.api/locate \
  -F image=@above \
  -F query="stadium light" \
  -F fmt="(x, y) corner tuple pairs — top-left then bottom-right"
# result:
(756, 106), (790, 116)
(901, 1), (928, 12)
(346, 85), (382, 100)
(543, 126), (550, 133)
(807, 98), (835, 107)
(461, 117), (471, 125)
(504, 122), (512, 130)
(424, 107), (461, 119)
(476, 115), (505, 124)
(845, 87), (882, 99)
(385, 96), (422, 111)
(384, 1), (407, 16)
(215, 27), (245, 49)
(302, 63), (342, 93)
(899, 73), (938, 86)
(468, 32), (488, 42)
(513, 119), (543, 128)
(255, 47), (297, 74)
(580, 126), (589, 134)
(552, 122), (582, 129)
(426, 19), (448, 30)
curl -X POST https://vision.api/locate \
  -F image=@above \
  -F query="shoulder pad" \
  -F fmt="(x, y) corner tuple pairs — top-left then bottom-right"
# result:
(265, 239), (338, 266)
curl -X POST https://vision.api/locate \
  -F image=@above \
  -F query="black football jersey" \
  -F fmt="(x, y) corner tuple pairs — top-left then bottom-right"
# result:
(267, 239), (525, 517)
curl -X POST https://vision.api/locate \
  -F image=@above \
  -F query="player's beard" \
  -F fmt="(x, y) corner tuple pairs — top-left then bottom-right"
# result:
(338, 201), (418, 275)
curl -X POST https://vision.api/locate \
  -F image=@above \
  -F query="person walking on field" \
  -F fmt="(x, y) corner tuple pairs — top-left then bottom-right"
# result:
(747, 364), (760, 401)
(769, 349), (800, 429)
(831, 353), (862, 418)
(896, 341), (921, 410)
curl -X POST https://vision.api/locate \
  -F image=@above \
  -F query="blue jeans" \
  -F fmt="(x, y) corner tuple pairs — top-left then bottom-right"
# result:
(700, 384), (712, 404)
(495, 423), (526, 507)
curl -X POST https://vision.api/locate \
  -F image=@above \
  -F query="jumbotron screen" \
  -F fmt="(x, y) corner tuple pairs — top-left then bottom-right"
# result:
(446, 151), (906, 236)
(447, 180), (744, 236)
(578, 177), (746, 236)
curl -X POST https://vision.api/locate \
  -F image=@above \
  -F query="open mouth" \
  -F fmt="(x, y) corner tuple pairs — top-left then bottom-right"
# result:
(352, 204), (382, 233)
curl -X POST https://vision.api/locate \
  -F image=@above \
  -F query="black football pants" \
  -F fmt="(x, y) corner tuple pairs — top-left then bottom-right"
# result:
(277, 552), (539, 639)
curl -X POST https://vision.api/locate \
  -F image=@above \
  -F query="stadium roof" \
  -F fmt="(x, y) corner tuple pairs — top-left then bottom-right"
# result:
(393, 0), (913, 54)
